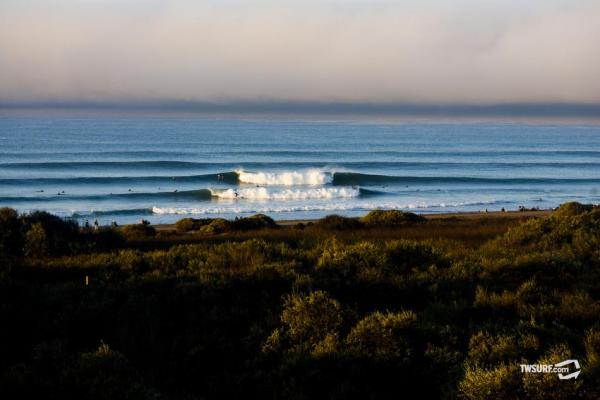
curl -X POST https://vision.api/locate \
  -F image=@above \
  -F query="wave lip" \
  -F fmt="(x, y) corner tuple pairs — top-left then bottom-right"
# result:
(209, 186), (359, 200)
(236, 169), (331, 185)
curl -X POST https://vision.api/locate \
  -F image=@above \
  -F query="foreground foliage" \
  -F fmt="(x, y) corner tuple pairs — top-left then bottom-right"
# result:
(0, 204), (599, 399)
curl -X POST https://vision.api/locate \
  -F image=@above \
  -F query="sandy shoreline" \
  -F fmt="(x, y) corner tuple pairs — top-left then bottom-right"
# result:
(151, 209), (553, 230)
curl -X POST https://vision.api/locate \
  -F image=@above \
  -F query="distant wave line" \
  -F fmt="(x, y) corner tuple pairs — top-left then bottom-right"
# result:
(3, 160), (600, 170)
(3, 149), (600, 158)
(2, 171), (600, 188)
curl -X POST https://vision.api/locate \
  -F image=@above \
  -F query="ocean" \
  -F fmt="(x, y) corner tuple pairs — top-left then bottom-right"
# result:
(1, 117), (599, 224)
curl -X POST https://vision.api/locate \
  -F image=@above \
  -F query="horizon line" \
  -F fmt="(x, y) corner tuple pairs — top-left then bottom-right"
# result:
(2, 100), (600, 118)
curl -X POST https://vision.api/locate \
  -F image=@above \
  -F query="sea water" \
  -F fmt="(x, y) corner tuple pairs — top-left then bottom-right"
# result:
(1, 117), (599, 224)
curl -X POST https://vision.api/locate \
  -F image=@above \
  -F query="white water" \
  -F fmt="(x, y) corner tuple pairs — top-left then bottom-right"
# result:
(236, 169), (331, 185)
(209, 186), (358, 200)
(151, 200), (502, 216)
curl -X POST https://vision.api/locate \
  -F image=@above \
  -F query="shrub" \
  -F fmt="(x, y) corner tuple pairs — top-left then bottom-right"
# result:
(553, 202), (595, 218)
(585, 328), (600, 369)
(274, 290), (343, 355)
(362, 209), (425, 226)
(474, 279), (542, 317)
(24, 223), (49, 258)
(83, 228), (125, 252)
(345, 310), (416, 360)
(70, 342), (155, 399)
(557, 290), (600, 322)
(0, 208), (21, 278)
(314, 215), (363, 230)
(20, 211), (79, 255)
(174, 218), (213, 232)
(199, 219), (232, 234)
(316, 238), (448, 279)
(384, 240), (448, 273)
(0, 208), (22, 257)
(467, 331), (538, 367)
(584, 328), (600, 398)
(121, 224), (156, 240)
(459, 364), (523, 400)
(317, 239), (385, 277)
(232, 214), (277, 231)
(480, 204), (600, 265)
(203, 239), (269, 270)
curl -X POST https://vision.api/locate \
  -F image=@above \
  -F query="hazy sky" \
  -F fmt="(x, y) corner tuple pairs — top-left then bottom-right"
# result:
(1, 0), (599, 107)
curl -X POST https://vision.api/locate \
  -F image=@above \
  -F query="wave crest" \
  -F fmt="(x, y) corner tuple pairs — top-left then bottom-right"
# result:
(236, 169), (331, 185)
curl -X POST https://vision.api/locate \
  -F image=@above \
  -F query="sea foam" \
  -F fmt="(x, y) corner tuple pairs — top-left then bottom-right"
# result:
(150, 200), (504, 216)
(236, 169), (331, 185)
(209, 186), (359, 200)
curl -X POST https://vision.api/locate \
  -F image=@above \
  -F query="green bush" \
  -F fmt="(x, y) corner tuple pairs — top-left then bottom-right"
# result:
(345, 310), (416, 360)
(362, 210), (425, 226)
(467, 331), (538, 367)
(585, 328), (600, 369)
(459, 364), (523, 400)
(583, 328), (600, 398)
(314, 215), (363, 230)
(24, 223), (49, 258)
(481, 203), (600, 263)
(121, 224), (156, 240)
(316, 238), (447, 278)
(266, 290), (343, 355)
(199, 218), (232, 234)
(232, 214), (277, 230)
(317, 239), (385, 278)
(0, 208), (21, 278)
(553, 202), (595, 218)
(20, 211), (80, 255)
(81, 228), (125, 252)
(384, 239), (449, 273)
(174, 218), (213, 232)
(0, 208), (22, 257)
(70, 342), (156, 400)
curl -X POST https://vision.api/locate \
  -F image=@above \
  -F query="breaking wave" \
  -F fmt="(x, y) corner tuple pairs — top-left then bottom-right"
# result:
(209, 186), (361, 200)
(236, 169), (331, 185)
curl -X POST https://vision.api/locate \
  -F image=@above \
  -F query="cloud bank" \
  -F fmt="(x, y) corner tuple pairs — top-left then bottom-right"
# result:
(1, 0), (599, 107)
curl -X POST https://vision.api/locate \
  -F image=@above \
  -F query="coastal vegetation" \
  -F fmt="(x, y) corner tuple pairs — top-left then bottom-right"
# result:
(0, 206), (598, 399)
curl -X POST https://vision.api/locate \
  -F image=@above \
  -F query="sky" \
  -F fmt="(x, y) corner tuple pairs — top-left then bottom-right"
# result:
(1, 0), (600, 114)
